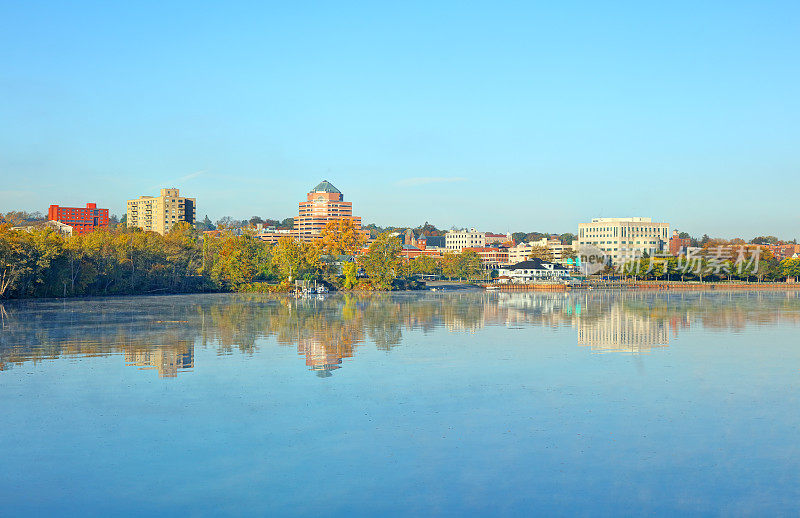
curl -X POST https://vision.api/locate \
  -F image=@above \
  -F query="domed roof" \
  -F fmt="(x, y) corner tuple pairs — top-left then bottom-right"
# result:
(312, 180), (341, 194)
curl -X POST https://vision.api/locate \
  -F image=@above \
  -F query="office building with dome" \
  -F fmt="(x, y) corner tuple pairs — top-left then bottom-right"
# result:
(294, 180), (365, 241)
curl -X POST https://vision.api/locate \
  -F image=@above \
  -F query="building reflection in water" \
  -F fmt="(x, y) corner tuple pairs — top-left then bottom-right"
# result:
(125, 344), (194, 378)
(576, 306), (670, 354)
(0, 290), (798, 377)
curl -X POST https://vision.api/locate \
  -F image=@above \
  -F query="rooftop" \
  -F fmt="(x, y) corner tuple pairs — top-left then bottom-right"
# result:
(506, 259), (567, 271)
(312, 180), (341, 194)
(588, 217), (653, 223)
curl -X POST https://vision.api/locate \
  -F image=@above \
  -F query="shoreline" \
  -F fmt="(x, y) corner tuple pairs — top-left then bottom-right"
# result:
(2, 281), (798, 302)
(482, 281), (800, 292)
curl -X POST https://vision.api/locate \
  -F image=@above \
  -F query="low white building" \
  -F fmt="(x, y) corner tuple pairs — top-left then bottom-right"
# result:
(497, 259), (571, 284)
(445, 228), (485, 252)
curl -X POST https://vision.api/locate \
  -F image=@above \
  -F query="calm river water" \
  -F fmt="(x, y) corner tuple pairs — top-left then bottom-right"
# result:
(1, 291), (799, 516)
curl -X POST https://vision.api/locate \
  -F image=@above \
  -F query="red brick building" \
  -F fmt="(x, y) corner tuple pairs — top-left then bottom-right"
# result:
(669, 231), (691, 256)
(48, 203), (109, 234)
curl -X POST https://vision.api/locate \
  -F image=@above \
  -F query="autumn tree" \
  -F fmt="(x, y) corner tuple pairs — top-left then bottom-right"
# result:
(781, 259), (800, 281)
(457, 250), (483, 279)
(342, 261), (358, 289)
(210, 234), (272, 290)
(359, 232), (401, 290)
(320, 219), (366, 256)
(163, 223), (205, 290)
(441, 251), (482, 280)
(272, 237), (305, 282)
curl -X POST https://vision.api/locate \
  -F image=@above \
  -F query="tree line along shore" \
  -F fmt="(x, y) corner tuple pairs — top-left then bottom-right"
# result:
(0, 220), (485, 299)
(2, 218), (799, 300)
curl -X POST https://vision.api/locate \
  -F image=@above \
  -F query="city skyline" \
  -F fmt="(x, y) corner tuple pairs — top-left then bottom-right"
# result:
(2, 2), (799, 238)
(18, 179), (799, 242)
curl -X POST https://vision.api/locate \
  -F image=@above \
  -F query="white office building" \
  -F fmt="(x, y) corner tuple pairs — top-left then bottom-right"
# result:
(576, 217), (669, 265)
(445, 228), (486, 251)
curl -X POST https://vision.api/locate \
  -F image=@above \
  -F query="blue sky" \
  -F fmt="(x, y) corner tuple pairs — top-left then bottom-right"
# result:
(1, 1), (798, 238)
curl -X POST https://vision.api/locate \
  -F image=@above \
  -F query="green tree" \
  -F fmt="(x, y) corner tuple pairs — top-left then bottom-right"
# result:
(272, 237), (305, 282)
(457, 250), (483, 280)
(560, 233), (576, 245)
(342, 261), (358, 289)
(210, 234), (271, 289)
(411, 255), (439, 275)
(359, 232), (401, 290)
(781, 259), (800, 281)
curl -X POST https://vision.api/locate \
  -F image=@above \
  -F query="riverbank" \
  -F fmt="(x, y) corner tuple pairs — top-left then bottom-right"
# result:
(481, 281), (800, 292)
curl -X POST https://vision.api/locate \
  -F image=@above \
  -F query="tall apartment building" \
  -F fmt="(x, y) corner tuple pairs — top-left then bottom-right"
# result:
(445, 228), (486, 251)
(294, 180), (364, 241)
(577, 217), (669, 265)
(48, 202), (108, 234)
(126, 188), (196, 235)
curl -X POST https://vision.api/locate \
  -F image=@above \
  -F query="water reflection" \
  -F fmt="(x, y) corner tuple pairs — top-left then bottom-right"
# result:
(125, 343), (194, 377)
(1, 291), (799, 376)
(576, 305), (671, 354)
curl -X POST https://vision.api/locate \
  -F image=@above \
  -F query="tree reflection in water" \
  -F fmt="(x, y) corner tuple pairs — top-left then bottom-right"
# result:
(1, 291), (798, 376)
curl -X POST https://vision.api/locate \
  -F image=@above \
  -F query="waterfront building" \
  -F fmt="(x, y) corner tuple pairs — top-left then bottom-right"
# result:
(497, 259), (570, 283)
(294, 180), (365, 241)
(48, 203), (108, 234)
(445, 228), (485, 251)
(576, 217), (669, 265)
(126, 188), (196, 235)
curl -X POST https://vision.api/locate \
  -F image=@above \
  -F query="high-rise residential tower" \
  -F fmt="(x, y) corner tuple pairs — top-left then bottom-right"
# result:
(126, 188), (196, 235)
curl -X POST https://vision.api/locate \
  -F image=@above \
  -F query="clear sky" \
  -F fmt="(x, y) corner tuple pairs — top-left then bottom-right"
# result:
(1, 1), (798, 239)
